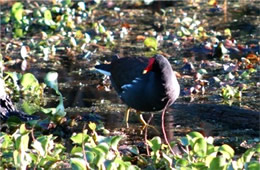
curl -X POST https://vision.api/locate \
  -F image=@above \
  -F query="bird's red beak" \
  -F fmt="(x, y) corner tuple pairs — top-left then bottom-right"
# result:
(143, 58), (155, 74)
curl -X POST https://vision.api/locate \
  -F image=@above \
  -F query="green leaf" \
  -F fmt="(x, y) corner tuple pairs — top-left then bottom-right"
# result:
(256, 143), (260, 153)
(205, 155), (215, 167)
(20, 124), (29, 134)
(14, 9), (23, 23)
(147, 136), (161, 152)
(248, 162), (260, 170)
(37, 135), (55, 157)
(176, 158), (189, 167)
(192, 162), (207, 169)
(44, 10), (52, 21)
(70, 133), (89, 144)
(242, 148), (255, 162)
(96, 143), (109, 155)
(71, 146), (83, 156)
(0, 133), (13, 149)
(188, 131), (204, 139)
(32, 140), (45, 157)
(207, 144), (218, 156)
(11, 2), (23, 22)
(22, 101), (39, 115)
(61, 0), (71, 6)
(111, 136), (122, 151)
(70, 158), (87, 170)
(14, 28), (23, 37)
(11, 2), (23, 13)
(89, 122), (96, 131)
(209, 157), (227, 170)
(21, 73), (39, 89)
(219, 144), (234, 160)
(193, 138), (207, 157)
(86, 151), (95, 163)
(144, 37), (158, 50)
(13, 150), (20, 167)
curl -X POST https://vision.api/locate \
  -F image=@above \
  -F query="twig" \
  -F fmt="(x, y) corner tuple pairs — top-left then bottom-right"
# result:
(161, 100), (176, 156)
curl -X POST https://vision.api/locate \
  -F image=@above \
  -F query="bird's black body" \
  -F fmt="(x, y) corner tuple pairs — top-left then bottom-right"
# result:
(95, 54), (180, 112)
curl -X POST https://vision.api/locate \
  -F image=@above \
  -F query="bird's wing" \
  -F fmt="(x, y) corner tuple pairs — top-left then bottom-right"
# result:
(110, 57), (149, 93)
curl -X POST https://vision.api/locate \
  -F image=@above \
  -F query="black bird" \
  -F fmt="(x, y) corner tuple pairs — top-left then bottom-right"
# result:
(95, 54), (180, 128)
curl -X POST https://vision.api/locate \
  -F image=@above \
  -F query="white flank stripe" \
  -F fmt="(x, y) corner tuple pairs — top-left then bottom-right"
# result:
(95, 68), (111, 76)
(121, 84), (132, 89)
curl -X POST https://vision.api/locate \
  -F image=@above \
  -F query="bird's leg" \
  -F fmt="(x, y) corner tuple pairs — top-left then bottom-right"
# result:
(124, 107), (131, 128)
(137, 111), (159, 134)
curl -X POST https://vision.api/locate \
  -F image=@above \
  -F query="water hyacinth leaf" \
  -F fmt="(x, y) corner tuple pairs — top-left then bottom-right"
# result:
(193, 138), (207, 157)
(219, 144), (234, 160)
(111, 136), (122, 151)
(70, 158), (87, 170)
(144, 37), (158, 51)
(21, 73), (39, 89)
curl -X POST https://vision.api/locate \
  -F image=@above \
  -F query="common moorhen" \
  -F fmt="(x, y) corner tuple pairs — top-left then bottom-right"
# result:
(95, 54), (180, 127)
